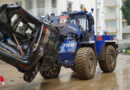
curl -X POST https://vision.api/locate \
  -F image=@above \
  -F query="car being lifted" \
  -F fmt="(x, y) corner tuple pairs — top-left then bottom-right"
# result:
(0, 4), (61, 82)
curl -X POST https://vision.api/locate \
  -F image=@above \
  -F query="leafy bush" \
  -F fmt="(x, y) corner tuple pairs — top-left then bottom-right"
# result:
(121, 0), (130, 25)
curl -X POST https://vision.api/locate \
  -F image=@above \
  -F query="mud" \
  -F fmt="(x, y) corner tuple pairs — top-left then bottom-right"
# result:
(0, 54), (130, 90)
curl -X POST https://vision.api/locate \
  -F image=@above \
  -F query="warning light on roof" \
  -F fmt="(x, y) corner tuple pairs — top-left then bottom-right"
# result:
(83, 7), (87, 11)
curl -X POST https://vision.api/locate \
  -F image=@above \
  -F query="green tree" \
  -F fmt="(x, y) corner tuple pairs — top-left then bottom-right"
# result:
(121, 0), (130, 25)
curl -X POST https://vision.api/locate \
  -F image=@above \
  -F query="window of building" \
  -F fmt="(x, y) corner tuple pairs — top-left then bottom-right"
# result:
(37, 0), (45, 8)
(123, 33), (130, 40)
(52, 0), (57, 8)
(80, 4), (84, 10)
(67, 2), (72, 12)
(26, 0), (33, 10)
(105, 20), (117, 27)
(123, 22), (127, 27)
(105, 7), (116, 14)
(16, 1), (22, 6)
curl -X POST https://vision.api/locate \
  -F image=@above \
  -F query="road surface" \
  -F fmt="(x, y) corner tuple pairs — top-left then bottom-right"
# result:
(0, 54), (130, 90)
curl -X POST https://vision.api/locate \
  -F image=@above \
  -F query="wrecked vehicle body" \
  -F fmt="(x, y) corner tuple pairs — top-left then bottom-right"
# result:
(0, 4), (61, 82)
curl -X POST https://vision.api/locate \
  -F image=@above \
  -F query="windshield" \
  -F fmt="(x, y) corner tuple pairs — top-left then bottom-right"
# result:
(69, 14), (86, 31)
(60, 24), (78, 35)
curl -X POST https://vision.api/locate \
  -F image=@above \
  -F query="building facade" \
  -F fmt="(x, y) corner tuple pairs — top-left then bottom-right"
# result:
(96, 0), (130, 41)
(1, 0), (95, 17)
(0, 0), (130, 41)
(96, 0), (123, 40)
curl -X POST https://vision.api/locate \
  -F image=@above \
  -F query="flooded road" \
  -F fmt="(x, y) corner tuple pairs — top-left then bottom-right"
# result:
(0, 54), (130, 90)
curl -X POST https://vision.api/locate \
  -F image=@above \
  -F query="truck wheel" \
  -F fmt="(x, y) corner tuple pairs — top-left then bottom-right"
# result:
(71, 66), (76, 72)
(40, 64), (61, 79)
(99, 45), (116, 72)
(75, 47), (96, 79)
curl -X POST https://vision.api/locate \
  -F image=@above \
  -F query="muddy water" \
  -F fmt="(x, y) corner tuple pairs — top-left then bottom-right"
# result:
(0, 54), (130, 90)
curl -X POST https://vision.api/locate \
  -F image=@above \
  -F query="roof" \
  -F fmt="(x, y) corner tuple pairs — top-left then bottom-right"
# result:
(69, 11), (86, 15)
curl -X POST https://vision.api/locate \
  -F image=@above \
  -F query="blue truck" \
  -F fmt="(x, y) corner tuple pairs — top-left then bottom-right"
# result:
(44, 9), (118, 80)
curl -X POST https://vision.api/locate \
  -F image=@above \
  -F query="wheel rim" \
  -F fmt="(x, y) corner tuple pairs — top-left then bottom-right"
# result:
(88, 55), (95, 74)
(109, 50), (115, 67)
(44, 64), (59, 77)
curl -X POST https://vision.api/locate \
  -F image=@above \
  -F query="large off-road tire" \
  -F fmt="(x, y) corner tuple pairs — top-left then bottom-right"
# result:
(71, 66), (76, 72)
(40, 64), (61, 79)
(99, 45), (117, 72)
(75, 47), (97, 80)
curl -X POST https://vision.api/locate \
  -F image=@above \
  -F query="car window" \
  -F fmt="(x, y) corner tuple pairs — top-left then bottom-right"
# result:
(15, 21), (33, 37)
(70, 18), (86, 31)
(0, 10), (8, 23)
(28, 23), (35, 28)
(70, 15), (86, 31)
(11, 14), (19, 26)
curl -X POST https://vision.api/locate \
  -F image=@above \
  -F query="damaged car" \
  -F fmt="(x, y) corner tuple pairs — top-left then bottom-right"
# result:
(0, 4), (61, 82)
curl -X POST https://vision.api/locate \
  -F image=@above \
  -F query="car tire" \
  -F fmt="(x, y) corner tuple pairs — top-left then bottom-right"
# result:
(40, 64), (61, 79)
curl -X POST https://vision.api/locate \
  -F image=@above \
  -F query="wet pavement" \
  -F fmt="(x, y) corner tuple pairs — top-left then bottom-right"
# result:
(0, 54), (130, 90)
